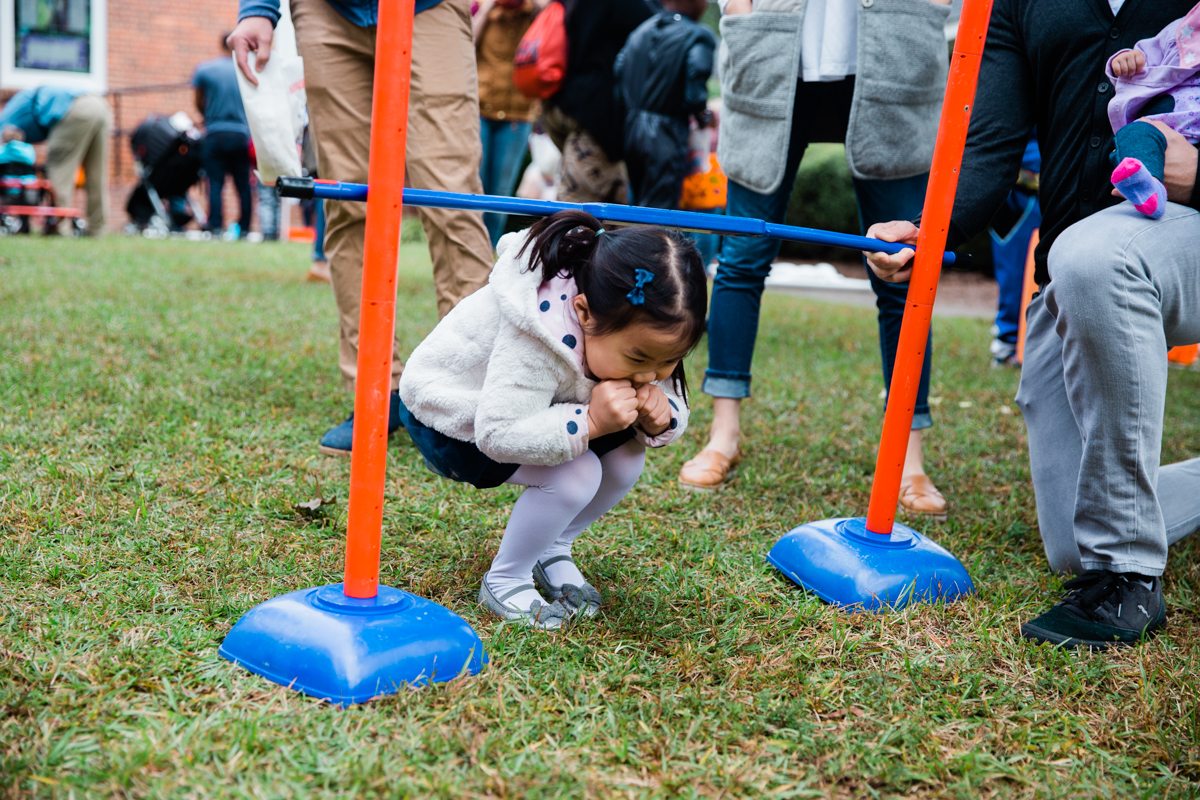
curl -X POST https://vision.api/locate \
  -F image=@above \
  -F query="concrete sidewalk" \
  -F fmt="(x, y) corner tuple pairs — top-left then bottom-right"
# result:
(764, 260), (997, 319)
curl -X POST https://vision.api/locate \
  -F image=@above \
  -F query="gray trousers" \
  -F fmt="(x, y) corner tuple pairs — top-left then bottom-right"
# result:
(1016, 202), (1200, 576)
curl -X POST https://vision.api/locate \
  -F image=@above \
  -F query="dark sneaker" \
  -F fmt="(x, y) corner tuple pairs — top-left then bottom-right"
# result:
(1021, 570), (1166, 649)
(318, 392), (403, 457)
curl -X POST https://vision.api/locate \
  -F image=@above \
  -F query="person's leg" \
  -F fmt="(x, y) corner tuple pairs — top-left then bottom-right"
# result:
(406, 0), (494, 318)
(44, 96), (96, 230)
(854, 173), (933, 431)
(201, 134), (229, 233)
(1159, 457), (1200, 546)
(292, 0), (399, 392)
(306, 197), (332, 281)
(478, 117), (500, 244)
(229, 134), (253, 235)
(556, 121), (629, 204)
(684, 78), (860, 489)
(1014, 291), (1086, 574)
(855, 172), (950, 515)
(1015, 203), (1200, 647)
(678, 90), (813, 489)
(314, 200), (326, 258)
(538, 440), (646, 587)
(1041, 203), (1200, 575)
(483, 120), (533, 245)
(990, 192), (1040, 363)
(489, 452), (604, 611)
(1017, 264), (1200, 572)
(73, 94), (110, 235)
(257, 179), (280, 240)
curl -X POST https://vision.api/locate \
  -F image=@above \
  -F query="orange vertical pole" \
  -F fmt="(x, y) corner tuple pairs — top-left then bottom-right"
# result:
(342, 0), (415, 598)
(1014, 228), (1039, 365)
(865, 0), (994, 534)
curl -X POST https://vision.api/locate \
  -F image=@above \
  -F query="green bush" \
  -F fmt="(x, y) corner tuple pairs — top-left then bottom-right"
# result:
(781, 143), (861, 261)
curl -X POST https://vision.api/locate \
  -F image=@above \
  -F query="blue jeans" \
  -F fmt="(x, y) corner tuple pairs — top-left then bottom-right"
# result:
(687, 207), (724, 269)
(256, 180), (279, 241)
(990, 189), (1040, 344)
(203, 131), (252, 235)
(479, 117), (533, 247)
(703, 80), (934, 429)
(313, 198), (327, 261)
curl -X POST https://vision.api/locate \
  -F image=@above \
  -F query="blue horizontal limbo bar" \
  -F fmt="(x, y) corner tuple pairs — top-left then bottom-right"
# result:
(278, 177), (954, 265)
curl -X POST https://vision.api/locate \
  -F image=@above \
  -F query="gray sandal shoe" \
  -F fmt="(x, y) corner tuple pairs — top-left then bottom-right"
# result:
(532, 556), (602, 617)
(478, 574), (568, 630)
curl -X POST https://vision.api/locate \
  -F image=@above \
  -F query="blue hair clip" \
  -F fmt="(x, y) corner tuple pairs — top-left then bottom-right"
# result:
(627, 269), (654, 306)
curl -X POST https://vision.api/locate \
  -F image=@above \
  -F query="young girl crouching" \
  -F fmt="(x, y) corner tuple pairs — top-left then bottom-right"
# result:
(397, 210), (708, 629)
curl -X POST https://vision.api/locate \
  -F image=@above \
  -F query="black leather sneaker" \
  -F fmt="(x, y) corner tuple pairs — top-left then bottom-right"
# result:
(1021, 570), (1166, 649)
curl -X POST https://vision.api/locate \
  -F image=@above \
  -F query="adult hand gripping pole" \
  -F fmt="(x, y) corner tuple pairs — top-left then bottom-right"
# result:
(277, 176), (957, 266)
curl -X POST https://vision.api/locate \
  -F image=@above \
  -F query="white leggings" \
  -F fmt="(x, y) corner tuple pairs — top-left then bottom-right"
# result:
(488, 439), (646, 589)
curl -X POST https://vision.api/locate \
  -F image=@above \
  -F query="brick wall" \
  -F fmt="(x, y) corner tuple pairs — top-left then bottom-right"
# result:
(106, 0), (243, 231)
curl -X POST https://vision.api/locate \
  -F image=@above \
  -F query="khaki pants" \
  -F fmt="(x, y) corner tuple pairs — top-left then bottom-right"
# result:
(46, 94), (111, 234)
(293, 0), (493, 392)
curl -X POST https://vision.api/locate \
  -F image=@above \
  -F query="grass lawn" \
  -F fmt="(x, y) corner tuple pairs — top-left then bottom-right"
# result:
(2, 235), (1199, 799)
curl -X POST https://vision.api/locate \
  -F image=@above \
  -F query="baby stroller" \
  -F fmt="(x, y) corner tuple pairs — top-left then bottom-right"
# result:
(125, 114), (207, 236)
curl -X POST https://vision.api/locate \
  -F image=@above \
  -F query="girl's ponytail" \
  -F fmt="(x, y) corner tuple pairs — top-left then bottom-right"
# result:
(518, 209), (604, 283)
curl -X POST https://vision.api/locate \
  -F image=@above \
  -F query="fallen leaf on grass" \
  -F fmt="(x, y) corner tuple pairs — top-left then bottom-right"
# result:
(294, 494), (337, 517)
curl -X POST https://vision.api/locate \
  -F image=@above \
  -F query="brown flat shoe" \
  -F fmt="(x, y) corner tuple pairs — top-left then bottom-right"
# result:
(306, 259), (331, 283)
(679, 448), (742, 491)
(898, 473), (948, 521)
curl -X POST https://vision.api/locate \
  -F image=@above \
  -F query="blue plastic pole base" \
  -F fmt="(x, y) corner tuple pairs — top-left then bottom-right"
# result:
(218, 584), (487, 706)
(766, 517), (973, 612)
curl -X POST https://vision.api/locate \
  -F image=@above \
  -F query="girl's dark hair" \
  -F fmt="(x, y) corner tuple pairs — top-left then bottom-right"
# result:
(518, 209), (708, 401)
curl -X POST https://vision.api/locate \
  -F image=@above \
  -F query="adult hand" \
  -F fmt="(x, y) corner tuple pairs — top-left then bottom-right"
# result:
(587, 379), (639, 438)
(635, 384), (671, 436)
(227, 17), (275, 87)
(725, 0), (752, 15)
(863, 220), (919, 283)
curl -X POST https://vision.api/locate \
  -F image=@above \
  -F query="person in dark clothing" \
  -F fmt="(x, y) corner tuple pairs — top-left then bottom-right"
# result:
(865, 0), (1200, 650)
(193, 33), (253, 238)
(541, 0), (657, 203)
(615, 0), (715, 209)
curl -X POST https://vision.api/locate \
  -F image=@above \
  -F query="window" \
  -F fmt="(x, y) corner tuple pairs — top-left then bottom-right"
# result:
(0, 0), (106, 91)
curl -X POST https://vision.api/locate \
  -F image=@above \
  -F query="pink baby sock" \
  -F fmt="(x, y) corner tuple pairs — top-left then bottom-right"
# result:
(1111, 157), (1167, 219)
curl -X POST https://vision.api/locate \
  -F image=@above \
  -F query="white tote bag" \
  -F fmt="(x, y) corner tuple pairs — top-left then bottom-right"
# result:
(234, 0), (307, 185)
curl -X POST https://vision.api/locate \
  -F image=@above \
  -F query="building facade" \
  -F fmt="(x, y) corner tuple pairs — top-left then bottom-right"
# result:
(1, 0), (243, 228)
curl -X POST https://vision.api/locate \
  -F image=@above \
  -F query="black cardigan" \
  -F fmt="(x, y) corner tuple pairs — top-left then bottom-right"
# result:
(548, 0), (658, 161)
(948, 0), (1198, 284)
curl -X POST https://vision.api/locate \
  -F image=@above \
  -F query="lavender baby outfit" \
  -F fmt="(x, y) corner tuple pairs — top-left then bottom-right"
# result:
(1107, 2), (1200, 143)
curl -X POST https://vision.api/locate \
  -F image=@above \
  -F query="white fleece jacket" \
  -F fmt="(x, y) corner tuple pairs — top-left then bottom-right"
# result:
(398, 231), (690, 467)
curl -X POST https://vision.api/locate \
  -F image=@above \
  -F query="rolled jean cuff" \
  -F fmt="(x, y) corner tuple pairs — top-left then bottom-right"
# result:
(911, 411), (933, 431)
(703, 370), (751, 399)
